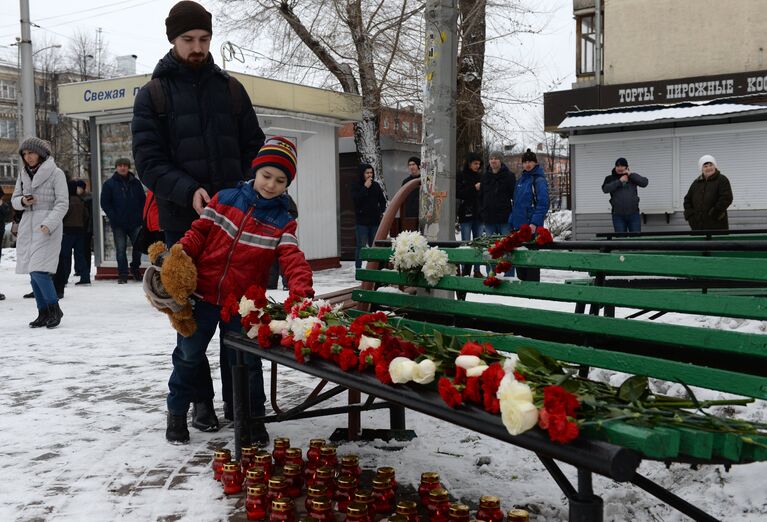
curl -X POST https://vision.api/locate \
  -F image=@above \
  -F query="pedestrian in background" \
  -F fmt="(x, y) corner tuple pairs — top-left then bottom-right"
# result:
(74, 179), (93, 281)
(601, 157), (649, 233)
(509, 149), (549, 282)
(479, 151), (515, 237)
(11, 137), (68, 328)
(54, 180), (91, 296)
(100, 158), (146, 283)
(352, 163), (387, 269)
(456, 152), (483, 277)
(683, 155), (733, 231)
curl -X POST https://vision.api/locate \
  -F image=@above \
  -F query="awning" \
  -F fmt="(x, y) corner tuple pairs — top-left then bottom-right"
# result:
(558, 101), (767, 131)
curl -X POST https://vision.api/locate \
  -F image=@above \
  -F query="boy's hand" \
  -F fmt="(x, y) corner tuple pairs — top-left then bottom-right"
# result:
(192, 188), (211, 215)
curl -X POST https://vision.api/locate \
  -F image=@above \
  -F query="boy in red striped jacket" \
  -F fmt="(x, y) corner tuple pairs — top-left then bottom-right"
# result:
(163, 137), (314, 445)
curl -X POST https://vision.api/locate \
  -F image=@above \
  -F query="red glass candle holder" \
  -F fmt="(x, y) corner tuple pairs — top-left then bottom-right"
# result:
(448, 503), (471, 522)
(343, 502), (369, 522)
(212, 449), (232, 481)
(305, 485), (328, 512)
(334, 475), (358, 513)
(283, 464), (304, 498)
(270, 498), (296, 522)
(395, 500), (420, 522)
(268, 476), (289, 504)
(221, 461), (244, 495)
(307, 439), (325, 465)
(246, 466), (267, 489)
(319, 445), (338, 470)
(272, 437), (290, 466)
(308, 466), (335, 499)
(253, 451), (273, 481)
(476, 496), (503, 522)
(352, 489), (375, 521)
(246, 485), (268, 521)
(308, 495), (336, 522)
(418, 472), (441, 503)
(427, 488), (450, 522)
(242, 446), (258, 474)
(507, 509), (529, 522)
(285, 447), (305, 471)
(375, 466), (397, 494)
(339, 455), (361, 480)
(372, 477), (395, 515)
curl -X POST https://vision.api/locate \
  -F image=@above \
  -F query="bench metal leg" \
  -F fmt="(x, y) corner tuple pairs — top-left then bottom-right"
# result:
(630, 473), (719, 522)
(232, 350), (250, 460)
(348, 389), (361, 440)
(538, 455), (603, 522)
(389, 404), (407, 430)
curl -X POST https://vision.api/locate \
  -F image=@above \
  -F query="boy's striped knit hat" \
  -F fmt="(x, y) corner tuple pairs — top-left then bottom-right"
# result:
(251, 137), (298, 185)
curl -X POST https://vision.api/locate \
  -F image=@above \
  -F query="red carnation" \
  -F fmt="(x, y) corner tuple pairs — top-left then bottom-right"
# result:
(535, 227), (553, 245)
(294, 341), (307, 363)
(358, 348), (376, 371)
(480, 363), (505, 414)
(463, 376), (482, 403)
(280, 335), (295, 348)
(543, 385), (580, 417)
(540, 409), (580, 444)
(220, 293), (239, 323)
(460, 341), (484, 357)
(374, 362), (392, 385)
(488, 242), (505, 259)
(516, 224), (533, 243)
(495, 261), (512, 274)
(513, 370), (526, 382)
(257, 324), (273, 348)
(483, 276), (502, 288)
(438, 377), (463, 408)
(338, 349), (358, 372)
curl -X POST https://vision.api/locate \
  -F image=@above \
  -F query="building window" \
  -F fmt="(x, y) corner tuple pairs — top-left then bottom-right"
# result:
(402, 121), (410, 133)
(577, 13), (602, 76)
(0, 80), (16, 100)
(0, 161), (17, 181)
(0, 119), (17, 139)
(383, 118), (389, 129)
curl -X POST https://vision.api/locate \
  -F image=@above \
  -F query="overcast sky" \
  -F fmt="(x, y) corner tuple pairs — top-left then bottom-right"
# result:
(1, 0), (575, 145)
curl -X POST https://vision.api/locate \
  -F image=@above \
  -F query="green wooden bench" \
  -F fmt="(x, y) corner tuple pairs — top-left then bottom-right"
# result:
(350, 244), (767, 521)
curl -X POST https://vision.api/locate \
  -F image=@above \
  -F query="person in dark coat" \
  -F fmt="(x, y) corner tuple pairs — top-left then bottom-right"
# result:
(73, 179), (93, 282)
(479, 151), (515, 236)
(683, 154), (733, 231)
(130, 0), (266, 443)
(131, 1), (265, 243)
(601, 157), (649, 233)
(456, 152), (483, 276)
(352, 163), (387, 268)
(100, 158), (146, 283)
(400, 156), (421, 230)
(54, 180), (91, 295)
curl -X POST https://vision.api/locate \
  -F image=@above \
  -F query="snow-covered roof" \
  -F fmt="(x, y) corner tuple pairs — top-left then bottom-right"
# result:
(558, 101), (767, 131)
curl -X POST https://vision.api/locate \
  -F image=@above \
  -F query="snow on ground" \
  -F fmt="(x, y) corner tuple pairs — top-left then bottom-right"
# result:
(1, 250), (766, 521)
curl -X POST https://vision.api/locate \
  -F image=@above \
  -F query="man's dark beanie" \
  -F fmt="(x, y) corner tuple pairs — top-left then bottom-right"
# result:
(166, 1), (212, 42)
(115, 158), (131, 168)
(521, 148), (538, 163)
(615, 157), (629, 167)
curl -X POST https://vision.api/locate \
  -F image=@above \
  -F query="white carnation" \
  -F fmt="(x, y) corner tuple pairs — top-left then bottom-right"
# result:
(421, 247), (453, 286)
(502, 354), (519, 374)
(466, 364), (490, 378)
(455, 355), (483, 370)
(358, 335), (382, 350)
(245, 324), (259, 339)
(269, 320), (289, 335)
(390, 231), (429, 271)
(238, 298), (257, 317)
(287, 316), (323, 342)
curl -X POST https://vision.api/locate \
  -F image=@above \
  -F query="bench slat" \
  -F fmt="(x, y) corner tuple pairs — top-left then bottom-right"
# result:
(361, 247), (767, 282)
(346, 311), (767, 400)
(353, 290), (767, 361)
(356, 270), (767, 320)
(582, 423), (680, 459)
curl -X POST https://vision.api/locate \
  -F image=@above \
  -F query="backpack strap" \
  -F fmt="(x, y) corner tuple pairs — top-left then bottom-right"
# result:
(146, 78), (167, 116)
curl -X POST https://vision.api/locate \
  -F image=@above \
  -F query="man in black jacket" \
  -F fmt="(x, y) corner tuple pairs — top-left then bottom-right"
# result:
(131, 0), (265, 444)
(352, 163), (387, 268)
(601, 157), (649, 233)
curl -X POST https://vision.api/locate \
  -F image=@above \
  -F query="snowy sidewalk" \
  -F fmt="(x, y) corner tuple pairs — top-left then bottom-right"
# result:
(1, 251), (766, 521)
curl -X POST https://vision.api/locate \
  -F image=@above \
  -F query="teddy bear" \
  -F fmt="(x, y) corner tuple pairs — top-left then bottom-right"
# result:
(142, 241), (198, 337)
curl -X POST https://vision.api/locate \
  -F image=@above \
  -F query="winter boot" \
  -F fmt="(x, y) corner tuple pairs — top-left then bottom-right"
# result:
(249, 421), (270, 446)
(166, 413), (190, 444)
(45, 303), (63, 329)
(29, 308), (49, 328)
(191, 401), (220, 432)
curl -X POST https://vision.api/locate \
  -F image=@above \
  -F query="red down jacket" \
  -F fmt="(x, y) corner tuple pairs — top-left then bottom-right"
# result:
(179, 181), (314, 305)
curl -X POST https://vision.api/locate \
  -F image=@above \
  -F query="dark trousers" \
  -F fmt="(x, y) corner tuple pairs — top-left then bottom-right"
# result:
(612, 213), (642, 233)
(113, 225), (142, 276)
(459, 220), (482, 275)
(355, 224), (378, 269)
(167, 299), (266, 416)
(54, 231), (89, 293)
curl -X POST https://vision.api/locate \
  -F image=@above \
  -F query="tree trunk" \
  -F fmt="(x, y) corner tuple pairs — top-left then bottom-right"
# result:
(456, 0), (486, 170)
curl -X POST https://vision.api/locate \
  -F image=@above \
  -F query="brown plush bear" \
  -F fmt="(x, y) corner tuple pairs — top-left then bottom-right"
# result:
(142, 241), (198, 337)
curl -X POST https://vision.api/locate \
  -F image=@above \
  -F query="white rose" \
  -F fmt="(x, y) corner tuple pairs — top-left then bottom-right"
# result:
(269, 320), (288, 335)
(245, 324), (259, 339)
(502, 354), (519, 374)
(497, 378), (534, 403)
(455, 355), (482, 370)
(389, 357), (418, 384)
(412, 359), (437, 384)
(238, 298), (257, 317)
(358, 335), (382, 351)
(500, 398), (539, 436)
(466, 364), (489, 378)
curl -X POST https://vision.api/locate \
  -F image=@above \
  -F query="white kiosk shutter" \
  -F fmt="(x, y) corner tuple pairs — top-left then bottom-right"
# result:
(678, 129), (767, 211)
(574, 137), (674, 213)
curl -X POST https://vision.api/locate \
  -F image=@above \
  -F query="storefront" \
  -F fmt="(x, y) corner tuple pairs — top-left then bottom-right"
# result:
(58, 72), (360, 277)
(545, 71), (767, 238)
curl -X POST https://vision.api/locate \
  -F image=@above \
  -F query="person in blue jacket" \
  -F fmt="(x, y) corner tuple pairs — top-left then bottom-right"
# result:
(100, 158), (146, 283)
(509, 149), (549, 281)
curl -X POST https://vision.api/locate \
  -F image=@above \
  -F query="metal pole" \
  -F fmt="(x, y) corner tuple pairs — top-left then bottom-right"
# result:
(421, 0), (457, 242)
(19, 0), (35, 140)
(594, 0), (602, 85)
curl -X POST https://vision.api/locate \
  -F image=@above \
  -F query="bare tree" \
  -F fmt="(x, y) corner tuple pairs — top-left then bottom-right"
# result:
(456, 0), (486, 169)
(217, 0), (427, 197)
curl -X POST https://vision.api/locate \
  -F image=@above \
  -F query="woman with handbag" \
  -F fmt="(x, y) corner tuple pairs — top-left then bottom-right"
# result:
(11, 137), (69, 328)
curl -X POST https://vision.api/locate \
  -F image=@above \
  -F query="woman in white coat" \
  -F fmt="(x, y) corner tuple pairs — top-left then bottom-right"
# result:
(11, 137), (69, 328)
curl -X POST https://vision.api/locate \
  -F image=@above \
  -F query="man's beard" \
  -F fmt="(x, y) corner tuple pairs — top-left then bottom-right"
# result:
(179, 52), (208, 69)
